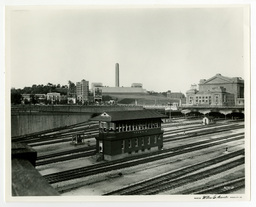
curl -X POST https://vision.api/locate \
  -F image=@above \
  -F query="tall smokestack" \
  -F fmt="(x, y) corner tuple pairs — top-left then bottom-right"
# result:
(115, 63), (119, 87)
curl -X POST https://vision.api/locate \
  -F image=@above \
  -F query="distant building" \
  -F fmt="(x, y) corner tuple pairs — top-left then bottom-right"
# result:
(60, 95), (67, 103)
(76, 79), (89, 104)
(94, 87), (103, 102)
(101, 87), (147, 96)
(34, 94), (46, 103)
(46, 92), (60, 104)
(186, 74), (244, 106)
(91, 83), (103, 92)
(67, 82), (76, 98)
(67, 97), (76, 104)
(91, 83), (103, 102)
(167, 91), (185, 99)
(22, 94), (47, 104)
(21, 94), (31, 104)
(34, 94), (46, 100)
(202, 116), (215, 125)
(166, 91), (186, 105)
(131, 83), (143, 88)
(97, 63), (146, 99)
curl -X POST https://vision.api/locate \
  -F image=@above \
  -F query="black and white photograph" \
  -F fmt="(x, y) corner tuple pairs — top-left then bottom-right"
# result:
(3, 2), (253, 204)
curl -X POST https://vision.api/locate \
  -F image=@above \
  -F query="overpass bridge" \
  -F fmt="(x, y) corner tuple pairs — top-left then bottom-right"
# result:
(143, 104), (244, 116)
(180, 105), (244, 115)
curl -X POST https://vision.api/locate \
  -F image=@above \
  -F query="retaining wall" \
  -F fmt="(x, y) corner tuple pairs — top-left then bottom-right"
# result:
(11, 105), (143, 137)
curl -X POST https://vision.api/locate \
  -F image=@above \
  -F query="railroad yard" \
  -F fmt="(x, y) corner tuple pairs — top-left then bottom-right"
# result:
(12, 117), (245, 196)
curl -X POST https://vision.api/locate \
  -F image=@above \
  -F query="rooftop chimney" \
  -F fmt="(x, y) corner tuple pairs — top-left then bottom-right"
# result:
(115, 63), (119, 87)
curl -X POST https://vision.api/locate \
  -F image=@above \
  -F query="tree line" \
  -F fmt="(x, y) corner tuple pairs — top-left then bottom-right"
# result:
(11, 83), (69, 105)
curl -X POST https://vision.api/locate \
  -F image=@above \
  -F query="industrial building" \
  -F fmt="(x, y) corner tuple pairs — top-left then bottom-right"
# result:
(92, 63), (146, 100)
(186, 74), (244, 106)
(166, 91), (186, 105)
(131, 83), (143, 88)
(101, 87), (147, 96)
(91, 110), (168, 161)
(91, 82), (103, 92)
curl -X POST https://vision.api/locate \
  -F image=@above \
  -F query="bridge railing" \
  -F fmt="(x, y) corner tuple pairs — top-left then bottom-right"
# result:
(181, 104), (244, 109)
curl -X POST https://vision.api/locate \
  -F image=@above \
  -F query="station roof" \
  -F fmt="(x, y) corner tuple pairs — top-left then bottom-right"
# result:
(90, 110), (168, 122)
(199, 74), (244, 85)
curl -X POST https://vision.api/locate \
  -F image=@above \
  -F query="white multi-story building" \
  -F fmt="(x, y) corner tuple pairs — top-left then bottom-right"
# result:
(46, 92), (61, 104)
(76, 79), (89, 104)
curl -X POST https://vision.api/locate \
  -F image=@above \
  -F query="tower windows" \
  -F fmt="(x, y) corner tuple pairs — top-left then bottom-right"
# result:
(121, 140), (125, 150)
(135, 138), (138, 147)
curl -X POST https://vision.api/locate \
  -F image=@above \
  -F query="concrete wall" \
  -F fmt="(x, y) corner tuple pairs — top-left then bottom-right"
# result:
(12, 105), (143, 113)
(11, 105), (144, 137)
(11, 112), (92, 137)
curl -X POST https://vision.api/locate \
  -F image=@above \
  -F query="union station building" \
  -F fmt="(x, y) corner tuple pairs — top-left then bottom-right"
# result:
(186, 74), (244, 106)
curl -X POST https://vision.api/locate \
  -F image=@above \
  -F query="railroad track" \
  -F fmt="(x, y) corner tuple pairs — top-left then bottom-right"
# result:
(163, 123), (242, 136)
(29, 131), (98, 147)
(162, 121), (202, 127)
(36, 129), (243, 166)
(191, 177), (245, 194)
(35, 126), (244, 166)
(164, 124), (244, 142)
(32, 122), (242, 147)
(180, 177), (245, 194)
(12, 121), (95, 139)
(37, 146), (96, 160)
(140, 157), (244, 195)
(12, 119), (243, 147)
(12, 121), (98, 143)
(43, 134), (244, 184)
(23, 128), (98, 145)
(104, 149), (244, 195)
(36, 149), (96, 166)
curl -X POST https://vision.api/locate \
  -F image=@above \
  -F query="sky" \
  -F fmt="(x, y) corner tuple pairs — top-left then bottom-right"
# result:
(6, 6), (247, 94)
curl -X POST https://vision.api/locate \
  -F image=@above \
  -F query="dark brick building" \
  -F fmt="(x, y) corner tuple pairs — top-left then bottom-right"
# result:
(91, 110), (168, 161)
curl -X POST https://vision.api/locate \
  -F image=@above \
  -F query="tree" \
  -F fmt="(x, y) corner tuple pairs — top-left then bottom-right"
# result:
(11, 90), (22, 105)
(102, 95), (113, 102)
(30, 94), (38, 105)
(161, 92), (167, 97)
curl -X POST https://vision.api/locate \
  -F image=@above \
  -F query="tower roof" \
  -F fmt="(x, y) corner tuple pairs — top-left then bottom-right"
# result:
(90, 110), (168, 122)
